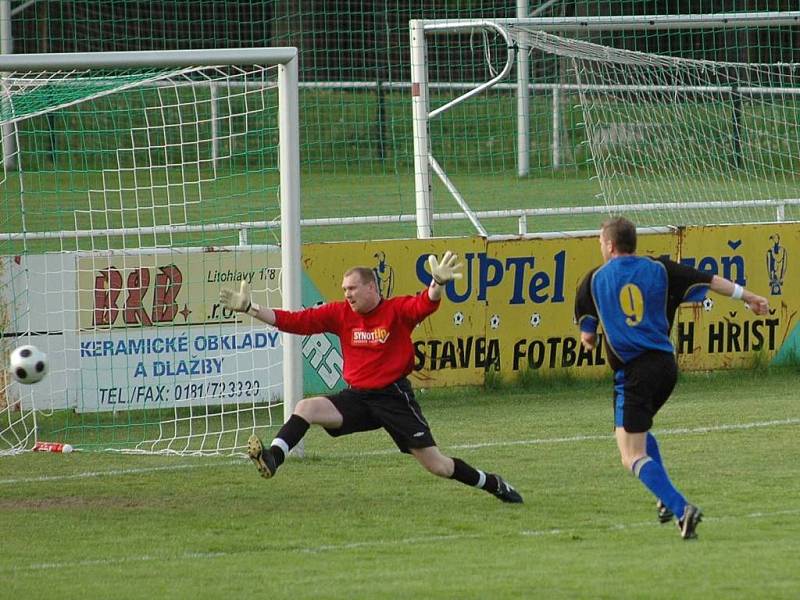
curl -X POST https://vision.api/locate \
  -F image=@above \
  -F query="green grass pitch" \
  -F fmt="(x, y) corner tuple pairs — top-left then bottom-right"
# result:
(2, 368), (798, 599)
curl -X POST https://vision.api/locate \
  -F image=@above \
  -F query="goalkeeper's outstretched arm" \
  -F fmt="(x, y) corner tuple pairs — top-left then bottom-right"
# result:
(219, 281), (277, 325)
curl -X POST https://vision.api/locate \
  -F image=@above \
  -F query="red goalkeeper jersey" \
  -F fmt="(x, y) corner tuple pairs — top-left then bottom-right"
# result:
(273, 290), (439, 389)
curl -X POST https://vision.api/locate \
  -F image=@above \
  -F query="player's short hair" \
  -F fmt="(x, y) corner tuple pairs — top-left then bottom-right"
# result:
(601, 217), (637, 253)
(344, 266), (378, 287)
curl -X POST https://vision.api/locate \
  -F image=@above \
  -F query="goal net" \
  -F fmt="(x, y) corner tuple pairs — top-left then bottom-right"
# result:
(513, 27), (800, 227)
(0, 49), (301, 455)
(412, 15), (800, 235)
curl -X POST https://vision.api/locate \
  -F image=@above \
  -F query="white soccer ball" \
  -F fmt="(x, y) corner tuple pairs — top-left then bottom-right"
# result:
(9, 344), (48, 384)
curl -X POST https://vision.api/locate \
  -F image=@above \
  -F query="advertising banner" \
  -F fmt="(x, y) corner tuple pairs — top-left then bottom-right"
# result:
(73, 247), (283, 412)
(2, 246), (344, 412)
(3, 222), (798, 414)
(0, 253), (76, 410)
(487, 233), (677, 378)
(302, 223), (798, 383)
(301, 238), (487, 388)
(675, 223), (797, 369)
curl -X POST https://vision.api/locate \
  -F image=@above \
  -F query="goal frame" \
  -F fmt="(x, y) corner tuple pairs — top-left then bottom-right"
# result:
(410, 11), (800, 238)
(0, 47), (302, 448)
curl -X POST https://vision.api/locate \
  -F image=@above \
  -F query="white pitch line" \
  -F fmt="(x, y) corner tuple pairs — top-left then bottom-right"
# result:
(1, 417), (798, 485)
(351, 416), (800, 456)
(450, 416), (800, 450)
(3, 508), (799, 573)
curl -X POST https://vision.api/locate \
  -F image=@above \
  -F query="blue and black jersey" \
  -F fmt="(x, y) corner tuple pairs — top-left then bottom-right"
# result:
(575, 256), (712, 370)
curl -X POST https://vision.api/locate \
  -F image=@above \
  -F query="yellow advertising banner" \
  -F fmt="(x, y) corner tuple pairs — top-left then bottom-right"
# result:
(486, 233), (678, 379)
(301, 238), (487, 387)
(675, 223), (796, 370)
(302, 223), (799, 387)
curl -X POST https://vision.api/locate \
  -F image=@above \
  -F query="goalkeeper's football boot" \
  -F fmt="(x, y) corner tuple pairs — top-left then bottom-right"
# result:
(491, 476), (524, 504)
(677, 503), (703, 540)
(247, 434), (277, 479)
(657, 499), (674, 523)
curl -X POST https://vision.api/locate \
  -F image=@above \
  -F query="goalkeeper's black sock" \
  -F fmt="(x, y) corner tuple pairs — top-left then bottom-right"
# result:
(449, 458), (501, 493)
(450, 457), (487, 488)
(269, 414), (310, 467)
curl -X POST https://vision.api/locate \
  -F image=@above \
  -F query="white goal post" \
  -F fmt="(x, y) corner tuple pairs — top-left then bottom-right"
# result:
(0, 48), (302, 455)
(410, 11), (800, 237)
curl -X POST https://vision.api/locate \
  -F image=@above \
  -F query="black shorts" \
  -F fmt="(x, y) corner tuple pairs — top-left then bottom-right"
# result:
(324, 377), (436, 453)
(613, 350), (677, 433)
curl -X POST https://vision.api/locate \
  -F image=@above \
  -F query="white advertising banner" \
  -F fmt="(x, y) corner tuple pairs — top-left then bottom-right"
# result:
(1, 247), (285, 413)
(75, 326), (282, 412)
(73, 247), (284, 413)
(1, 253), (77, 411)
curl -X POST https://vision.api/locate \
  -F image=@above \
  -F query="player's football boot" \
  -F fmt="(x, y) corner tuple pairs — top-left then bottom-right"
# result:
(677, 504), (703, 540)
(247, 434), (277, 479)
(657, 499), (674, 523)
(491, 476), (524, 503)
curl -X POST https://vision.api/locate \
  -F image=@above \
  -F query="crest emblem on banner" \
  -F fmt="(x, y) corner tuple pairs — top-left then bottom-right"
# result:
(373, 251), (395, 298)
(766, 234), (786, 296)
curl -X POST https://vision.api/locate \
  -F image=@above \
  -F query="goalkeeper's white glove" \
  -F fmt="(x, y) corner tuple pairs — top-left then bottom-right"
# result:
(428, 250), (463, 285)
(219, 281), (260, 315)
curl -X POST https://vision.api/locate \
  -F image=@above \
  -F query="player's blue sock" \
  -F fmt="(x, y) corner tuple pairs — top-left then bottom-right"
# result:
(632, 456), (687, 517)
(646, 432), (663, 466)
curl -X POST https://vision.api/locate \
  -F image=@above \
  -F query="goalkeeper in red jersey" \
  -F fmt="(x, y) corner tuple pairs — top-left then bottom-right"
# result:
(219, 251), (523, 503)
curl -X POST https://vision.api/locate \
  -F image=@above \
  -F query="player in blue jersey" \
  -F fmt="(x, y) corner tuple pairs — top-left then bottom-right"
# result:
(575, 217), (770, 539)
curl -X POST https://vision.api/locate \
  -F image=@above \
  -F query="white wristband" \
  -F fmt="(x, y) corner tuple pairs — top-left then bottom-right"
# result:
(731, 284), (744, 300)
(247, 302), (261, 317)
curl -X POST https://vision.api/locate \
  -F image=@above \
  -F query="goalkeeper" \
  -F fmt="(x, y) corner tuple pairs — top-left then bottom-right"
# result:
(219, 251), (523, 503)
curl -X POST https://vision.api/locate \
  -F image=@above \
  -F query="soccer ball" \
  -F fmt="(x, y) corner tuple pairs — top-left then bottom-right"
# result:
(530, 312), (542, 328)
(453, 311), (464, 326)
(489, 314), (501, 329)
(9, 344), (48, 384)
